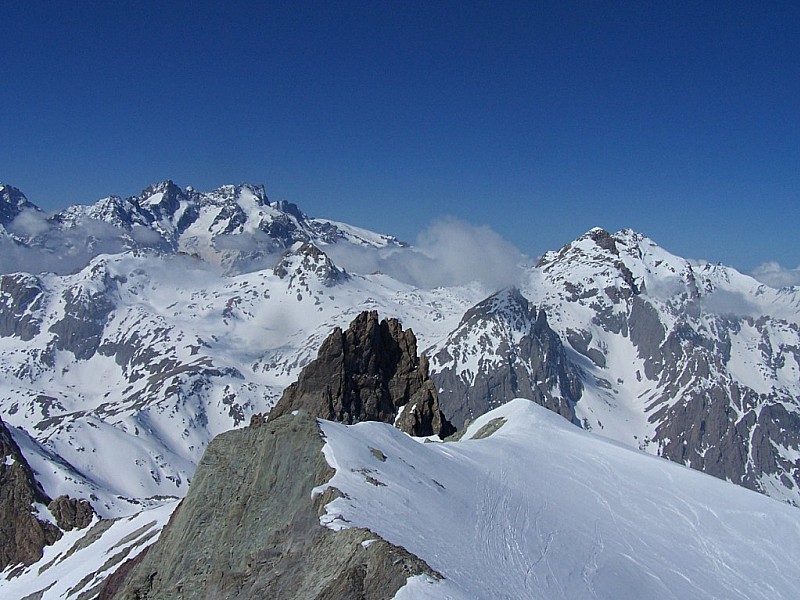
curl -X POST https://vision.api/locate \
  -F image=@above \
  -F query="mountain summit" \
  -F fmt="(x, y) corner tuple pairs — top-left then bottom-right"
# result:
(0, 181), (405, 275)
(527, 227), (800, 503)
(0, 184), (40, 227)
(429, 287), (582, 429)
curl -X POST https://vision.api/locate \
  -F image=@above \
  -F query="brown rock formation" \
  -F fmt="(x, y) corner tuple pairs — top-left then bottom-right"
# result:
(48, 495), (96, 531)
(269, 310), (454, 437)
(0, 416), (61, 570)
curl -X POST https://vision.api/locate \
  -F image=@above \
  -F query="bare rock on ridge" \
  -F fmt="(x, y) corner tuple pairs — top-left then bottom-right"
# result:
(269, 310), (455, 437)
(103, 411), (438, 599)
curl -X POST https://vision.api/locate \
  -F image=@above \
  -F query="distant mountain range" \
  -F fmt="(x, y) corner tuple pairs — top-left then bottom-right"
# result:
(1, 181), (798, 598)
(0, 181), (405, 276)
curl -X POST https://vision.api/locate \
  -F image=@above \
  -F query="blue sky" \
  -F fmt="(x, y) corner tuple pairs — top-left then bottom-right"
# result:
(2, 1), (798, 272)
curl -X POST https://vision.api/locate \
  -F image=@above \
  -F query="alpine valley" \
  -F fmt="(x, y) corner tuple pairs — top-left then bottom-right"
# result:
(1, 181), (799, 599)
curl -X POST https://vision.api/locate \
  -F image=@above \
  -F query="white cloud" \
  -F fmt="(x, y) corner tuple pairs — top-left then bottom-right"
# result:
(750, 261), (800, 288)
(0, 210), (531, 290)
(1, 214), (134, 275)
(7, 208), (50, 236)
(698, 289), (760, 318)
(325, 217), (531, 290)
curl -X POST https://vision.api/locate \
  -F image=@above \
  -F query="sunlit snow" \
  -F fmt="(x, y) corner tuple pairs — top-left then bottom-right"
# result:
(316, 400), (800, 599)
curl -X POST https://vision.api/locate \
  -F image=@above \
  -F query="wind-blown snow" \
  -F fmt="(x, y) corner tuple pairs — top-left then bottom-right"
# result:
(316, 399), (800, 599)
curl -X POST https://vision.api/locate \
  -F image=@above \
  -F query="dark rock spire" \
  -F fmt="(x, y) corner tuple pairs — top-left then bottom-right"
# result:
(269, 310), (455, 437)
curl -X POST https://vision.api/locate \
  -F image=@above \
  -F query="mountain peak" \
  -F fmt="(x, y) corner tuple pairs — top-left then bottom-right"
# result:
(136, 180), (187, 212)
(272, 198), (304, 220)
(585, 227), (620, 254)
(429, 287), (582, 429)
(0, 184), (40, 226)
(458, 286), (534, 330)
(205, 183), (269, 207)
(273, 242), (348, 287)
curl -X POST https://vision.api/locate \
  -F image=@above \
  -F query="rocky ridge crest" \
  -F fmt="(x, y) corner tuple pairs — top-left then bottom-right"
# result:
(103, 411), (438, 599)
(269, 311), (455, 437)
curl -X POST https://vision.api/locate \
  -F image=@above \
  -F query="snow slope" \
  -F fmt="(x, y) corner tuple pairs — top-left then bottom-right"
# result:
(316, 399), (800, 600)
(0, 501), (176, 599)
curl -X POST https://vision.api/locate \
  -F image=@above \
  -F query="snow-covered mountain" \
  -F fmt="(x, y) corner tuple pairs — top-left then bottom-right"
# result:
(1, 183), (799, 511)
(428, 286), (582, 429)
(0, 180), (405, 275)
(0, 184), (41, 227)
(0, 181), (798, 597)
(523, 227), (800, 503)
(0, 249), (479, 516)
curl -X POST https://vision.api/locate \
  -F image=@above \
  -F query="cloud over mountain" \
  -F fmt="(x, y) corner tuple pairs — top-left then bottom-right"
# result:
(751, 261), (800, 288)
(325, 217), (530, 290)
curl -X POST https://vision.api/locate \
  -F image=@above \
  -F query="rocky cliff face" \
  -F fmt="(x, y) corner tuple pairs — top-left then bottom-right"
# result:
(270, 311), (455, 437)
(0, 272), (45, 341)
(103, 411), (437, 599)
(429, 288), (583, 429)
(0, 416), (98, 573)
(0, 184), (40, 226)
(0, 416), (61, 571)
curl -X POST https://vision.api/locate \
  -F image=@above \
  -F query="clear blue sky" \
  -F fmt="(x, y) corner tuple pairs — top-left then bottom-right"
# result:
(2, 1), (798, 271)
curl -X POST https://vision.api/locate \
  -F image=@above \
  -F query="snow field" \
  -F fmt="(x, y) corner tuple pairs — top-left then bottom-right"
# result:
(316, 399), (800, 600)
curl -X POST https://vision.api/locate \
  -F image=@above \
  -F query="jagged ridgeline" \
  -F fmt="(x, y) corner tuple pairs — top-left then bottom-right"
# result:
(428, 287), (583, 429)
(102, 312), (449, 599)
(0, 180), (406, 276)
(268, 310), (454, 437)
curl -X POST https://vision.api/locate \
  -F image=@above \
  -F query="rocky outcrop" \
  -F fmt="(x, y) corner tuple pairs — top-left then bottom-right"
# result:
(104, 411), (438, 599)
(0, 417), (98, 573)
(47, 495), (95, 532)
(646, 338), (800, 498)
(273, 242), (349, 288)
(270, 311), (455, 437)
(0, 416), (61, 571)
(0, 273), (45, 341)
(429, 288), (582, 429)
(48, 284), (115, 360)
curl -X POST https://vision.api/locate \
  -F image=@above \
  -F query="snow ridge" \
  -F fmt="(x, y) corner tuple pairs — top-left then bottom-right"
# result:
(317, 399), (800, 600)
